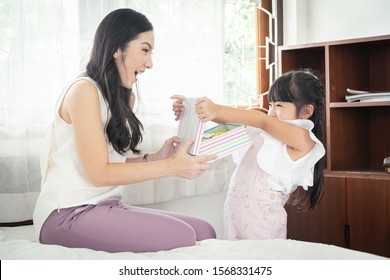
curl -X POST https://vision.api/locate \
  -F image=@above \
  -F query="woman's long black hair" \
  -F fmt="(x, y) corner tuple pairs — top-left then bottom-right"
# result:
(268, 69), (325, 210)
(86, 8), (153, 155)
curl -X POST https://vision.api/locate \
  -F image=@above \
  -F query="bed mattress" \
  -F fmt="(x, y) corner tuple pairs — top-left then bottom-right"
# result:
(0, 225), (386, 260)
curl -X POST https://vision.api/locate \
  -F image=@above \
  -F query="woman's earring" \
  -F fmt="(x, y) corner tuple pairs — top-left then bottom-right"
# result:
(113, 50), (120, 59)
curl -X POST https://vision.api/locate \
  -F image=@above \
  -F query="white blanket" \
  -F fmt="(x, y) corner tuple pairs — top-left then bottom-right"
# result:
(0, 225), (386, 260)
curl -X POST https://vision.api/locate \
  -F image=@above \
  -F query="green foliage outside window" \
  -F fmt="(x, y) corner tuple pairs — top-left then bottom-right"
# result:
(224, 0), (257, 105)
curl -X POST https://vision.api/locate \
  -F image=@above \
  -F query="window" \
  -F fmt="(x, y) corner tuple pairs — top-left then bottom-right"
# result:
(0, 0), (224, 132)
(224, 0), (257, 106)
(224, 0), (280, 108)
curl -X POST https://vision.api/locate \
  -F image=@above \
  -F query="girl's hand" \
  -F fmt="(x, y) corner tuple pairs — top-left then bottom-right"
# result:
(169, 140), (217, 179)
(170, 95), (185, 121)
(154, 136), (180, 160)
(195, 97), (219, 122)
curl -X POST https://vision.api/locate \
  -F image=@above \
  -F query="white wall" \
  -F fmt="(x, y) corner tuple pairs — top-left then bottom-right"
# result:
(283, 0), (390, 45)
(142, 189), (227, 239)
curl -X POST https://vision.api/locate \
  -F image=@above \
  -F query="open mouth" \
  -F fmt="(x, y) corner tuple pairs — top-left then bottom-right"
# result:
(134, 71), (144, 81)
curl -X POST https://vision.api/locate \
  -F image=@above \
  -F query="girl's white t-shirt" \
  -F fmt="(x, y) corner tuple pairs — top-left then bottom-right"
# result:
(232, 119), (326, 195)
(33, 77), (126, 241)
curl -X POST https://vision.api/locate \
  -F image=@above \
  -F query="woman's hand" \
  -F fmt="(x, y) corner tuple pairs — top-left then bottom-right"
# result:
(170, 95), (185, 121)
(154, 136), (180, 160)
(168, 140), (217, 179)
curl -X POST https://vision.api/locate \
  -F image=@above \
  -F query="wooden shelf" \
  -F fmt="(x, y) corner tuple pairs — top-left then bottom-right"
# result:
(330, 101), (390, 108)
(280, 35), (390, 258)
(324, 170), (390, 180)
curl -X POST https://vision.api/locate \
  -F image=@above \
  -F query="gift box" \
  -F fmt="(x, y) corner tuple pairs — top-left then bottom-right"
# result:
(177, 98), (250, 159)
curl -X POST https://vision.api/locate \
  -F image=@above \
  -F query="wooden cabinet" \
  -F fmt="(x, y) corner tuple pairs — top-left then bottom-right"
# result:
(285, 176), (346, 247)
(346, 178), (389, 256)
(279, 35), (390, 257)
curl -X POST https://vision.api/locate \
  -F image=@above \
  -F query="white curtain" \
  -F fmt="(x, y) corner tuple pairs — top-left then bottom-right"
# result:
(0, 0), (232, 223)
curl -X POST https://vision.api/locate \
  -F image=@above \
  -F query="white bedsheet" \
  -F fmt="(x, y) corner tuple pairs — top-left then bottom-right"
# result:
(0, 225), (386, 260)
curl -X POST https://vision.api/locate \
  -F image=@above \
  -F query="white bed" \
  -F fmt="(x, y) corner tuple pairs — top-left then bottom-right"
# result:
(0, 224), (386, 260)
(0, 154), (388, 261)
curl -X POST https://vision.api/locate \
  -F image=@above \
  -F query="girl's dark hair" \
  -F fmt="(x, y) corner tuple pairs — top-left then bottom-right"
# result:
(269, 69), (325, 210)
(86, 8), (153, 155)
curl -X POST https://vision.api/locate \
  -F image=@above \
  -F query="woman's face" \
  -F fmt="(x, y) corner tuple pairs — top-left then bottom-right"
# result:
(114, 31), (154, 89)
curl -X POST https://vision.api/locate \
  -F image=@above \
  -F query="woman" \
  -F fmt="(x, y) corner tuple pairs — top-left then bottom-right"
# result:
(33, 8), (216, 253)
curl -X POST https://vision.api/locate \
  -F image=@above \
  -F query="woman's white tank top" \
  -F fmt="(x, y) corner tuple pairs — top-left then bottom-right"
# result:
(33, 77), (125, 241)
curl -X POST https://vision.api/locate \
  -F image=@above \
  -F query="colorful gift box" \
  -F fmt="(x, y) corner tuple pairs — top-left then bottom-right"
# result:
(177, 98), (250, 159)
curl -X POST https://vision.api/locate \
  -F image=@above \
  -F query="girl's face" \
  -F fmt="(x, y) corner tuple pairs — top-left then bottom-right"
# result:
(268, 101), (298, 120)
(114, 31), (154, 89)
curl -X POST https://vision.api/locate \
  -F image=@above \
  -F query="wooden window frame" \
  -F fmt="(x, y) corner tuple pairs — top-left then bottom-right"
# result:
(255, 0), (283, 110)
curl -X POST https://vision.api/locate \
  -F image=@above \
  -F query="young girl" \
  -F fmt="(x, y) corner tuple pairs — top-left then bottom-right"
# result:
(33, 8), (217, 253)
(172, 70), (326, 240)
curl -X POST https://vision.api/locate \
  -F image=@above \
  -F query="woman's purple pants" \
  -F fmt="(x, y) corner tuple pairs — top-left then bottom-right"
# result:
(40, 199), (216, 253)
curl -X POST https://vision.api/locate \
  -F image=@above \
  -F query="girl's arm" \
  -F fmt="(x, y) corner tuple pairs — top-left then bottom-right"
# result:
(195, 97), (315, 160)
(60, 81), (216, 187)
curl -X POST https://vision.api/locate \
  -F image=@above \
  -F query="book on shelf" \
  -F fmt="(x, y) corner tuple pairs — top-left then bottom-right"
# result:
(177, 98), (250, 160)
(345, 88), (390, 102)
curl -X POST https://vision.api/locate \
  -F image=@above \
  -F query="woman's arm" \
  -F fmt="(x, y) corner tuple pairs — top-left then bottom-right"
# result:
(171, 94), (185, 121)
(60, 81), (216, 187)
(125, 136), (180, 163)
